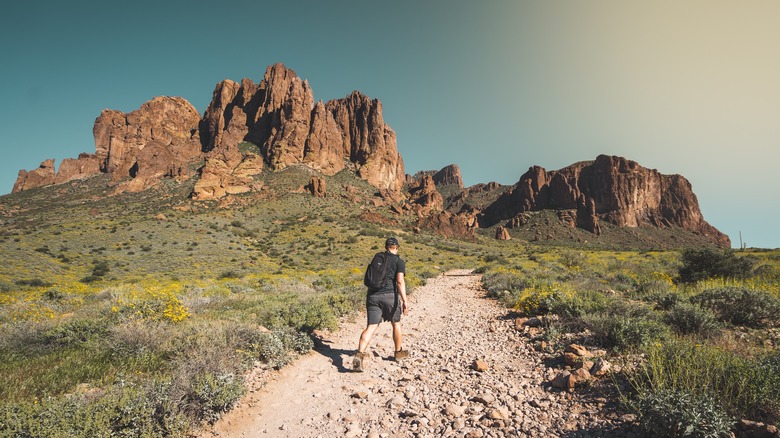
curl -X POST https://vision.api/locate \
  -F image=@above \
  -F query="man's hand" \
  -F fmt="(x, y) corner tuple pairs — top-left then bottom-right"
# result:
(402, 300), (409, 315)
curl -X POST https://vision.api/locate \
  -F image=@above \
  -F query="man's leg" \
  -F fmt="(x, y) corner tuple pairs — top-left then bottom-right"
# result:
(354, 323), (379, 371)
(358, 323), (379, 353)
(390, 321), (402, 352)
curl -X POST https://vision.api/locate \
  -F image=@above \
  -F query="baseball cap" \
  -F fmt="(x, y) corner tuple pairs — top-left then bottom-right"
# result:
(385, 237), (400, 247)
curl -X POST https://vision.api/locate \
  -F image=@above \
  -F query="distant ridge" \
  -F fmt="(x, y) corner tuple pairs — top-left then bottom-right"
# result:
(9, 65), (728, 247)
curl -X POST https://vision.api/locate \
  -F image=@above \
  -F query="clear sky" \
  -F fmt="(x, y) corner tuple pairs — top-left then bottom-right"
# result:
(2, 1), (778, 248)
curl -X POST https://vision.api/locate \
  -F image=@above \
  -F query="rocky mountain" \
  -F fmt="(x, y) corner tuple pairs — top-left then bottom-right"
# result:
(476, 155), (730, 247)
(9, 64), (728, 248)
(13, 64), (404, 198)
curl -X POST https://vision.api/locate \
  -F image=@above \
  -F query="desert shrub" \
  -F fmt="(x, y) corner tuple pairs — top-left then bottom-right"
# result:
(513, 282), (569, 315)
(585, 314), (669, 351)
(645, 290), (685, 311)
(481, 269), (528, 307)
(677, 248), (754, 284)
(217, 270), (243, 280)
(110, 284), (190, 323)
(631, 340), (780, 424)
(0, 380), (188, 437)
(663, 302), (721, 338)
(108, 319), (172, 356)
(41, 318), (111, 347)
(256, 331), (289, 369)
(15, 278), (53, 288)
(188, 372), (244, 424)
(275, 299), (338, 332)
(80, 260), (110, 283)
(42, 288), (66, 301)
(548, 289), (615, 319)
(631, 388), (733, 438)
(272, 328), (314, 354)
(690, 287), (780, 327)
(558, 250), (586, 269)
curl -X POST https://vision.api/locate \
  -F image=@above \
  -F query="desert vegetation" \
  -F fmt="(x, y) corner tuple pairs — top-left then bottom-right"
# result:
(1, 167), (778, 436)
(0, 170), (488, 435)
(481, 246), (780, 436)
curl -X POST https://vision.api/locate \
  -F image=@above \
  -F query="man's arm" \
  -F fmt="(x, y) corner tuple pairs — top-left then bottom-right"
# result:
(396, 272), (409, 314)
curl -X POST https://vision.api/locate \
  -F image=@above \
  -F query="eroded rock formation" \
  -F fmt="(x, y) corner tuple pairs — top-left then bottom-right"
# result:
(192, 64), (404, 199)
(13, 64), (404, 198)
(479, 155), (729, 246)
(433, 164), (463, 188)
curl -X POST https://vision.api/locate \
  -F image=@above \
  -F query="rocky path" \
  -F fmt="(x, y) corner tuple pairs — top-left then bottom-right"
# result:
(201, 270), (625, 437)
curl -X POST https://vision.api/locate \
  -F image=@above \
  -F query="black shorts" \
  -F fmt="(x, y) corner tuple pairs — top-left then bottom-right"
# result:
(366, 292), (401, 325)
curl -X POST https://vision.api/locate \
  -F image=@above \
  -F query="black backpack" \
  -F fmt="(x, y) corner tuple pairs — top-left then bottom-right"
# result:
(364, 252), (395, 292)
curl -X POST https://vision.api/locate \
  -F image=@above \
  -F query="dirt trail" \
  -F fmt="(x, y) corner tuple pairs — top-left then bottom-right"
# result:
(201, 270), (623, 437)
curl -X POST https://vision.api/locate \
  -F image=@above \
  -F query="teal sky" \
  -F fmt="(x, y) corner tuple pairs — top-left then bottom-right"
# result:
(2, 1), (778, 248)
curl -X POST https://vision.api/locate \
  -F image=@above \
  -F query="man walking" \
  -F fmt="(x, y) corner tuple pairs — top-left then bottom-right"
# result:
(353, 237), (409, 371)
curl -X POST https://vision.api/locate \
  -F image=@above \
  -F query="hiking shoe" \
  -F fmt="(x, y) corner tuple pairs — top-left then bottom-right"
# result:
(353, 352), (366, 372)
(394, 349), (409, 360)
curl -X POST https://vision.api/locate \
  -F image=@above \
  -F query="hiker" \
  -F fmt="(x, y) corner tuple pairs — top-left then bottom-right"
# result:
(353, 237), (409, 371)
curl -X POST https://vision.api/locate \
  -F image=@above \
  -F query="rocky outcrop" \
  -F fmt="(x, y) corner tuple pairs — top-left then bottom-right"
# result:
(14, 64), (404, 197)
(433, 164), (463, 188)
(193, 64), (404, 199)
(495, 226), (511, 240)
(479, 155), (729, 246)
(407, 174), (443, 216)
(13, 153), (104, 192)
(13, 96), (202, 194)
(417, 211), (476, 241)
(93, 96), (202, 191)
(13, 159), (56, 192)
(55, 153), (102, 184)
(306, 176), (326, 198)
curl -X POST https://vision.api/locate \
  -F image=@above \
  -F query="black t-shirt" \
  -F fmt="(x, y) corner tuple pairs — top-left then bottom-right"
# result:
(375, 252), (406, 295)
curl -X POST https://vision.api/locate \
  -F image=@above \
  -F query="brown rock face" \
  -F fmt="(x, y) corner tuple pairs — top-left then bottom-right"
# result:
(416, 211), (476, 241)
(193, 63), (404, 199)
(93, 96), (202, 186)
(495, 226), (511, 240)
(408, 174), (444, 215)
(479, 155), (729, 246)
(14, 63), (404, 198)
(433, 164), (464, 188)
(306, 176), (327, 198)
(13, 159), (56, 192)
(55, 153), (102, 184)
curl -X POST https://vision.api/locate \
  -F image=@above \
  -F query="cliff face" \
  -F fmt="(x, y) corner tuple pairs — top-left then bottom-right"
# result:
(478, 155), (730, 247)
(13, 63), (405, 198)
(192, 64), (404, 199)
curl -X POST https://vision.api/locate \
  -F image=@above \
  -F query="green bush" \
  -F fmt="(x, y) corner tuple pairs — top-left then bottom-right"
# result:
(691, 287), (780, 327)
(631, 388), (733, 438)
(0, 381), (188, 437)
(631, 340), (780, 424)
(42, 319), (111, 347)
(481, 270), (528, 307)
(664, 302), (721, 338)
(188, 372), (244, 424)
(585, 314), (669, 351)
(549, 289), (615, 319)
(677, 248), (754, 283)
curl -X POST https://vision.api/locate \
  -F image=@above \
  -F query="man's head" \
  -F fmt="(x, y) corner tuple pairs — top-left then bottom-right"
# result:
(385, 237), (400, 252)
